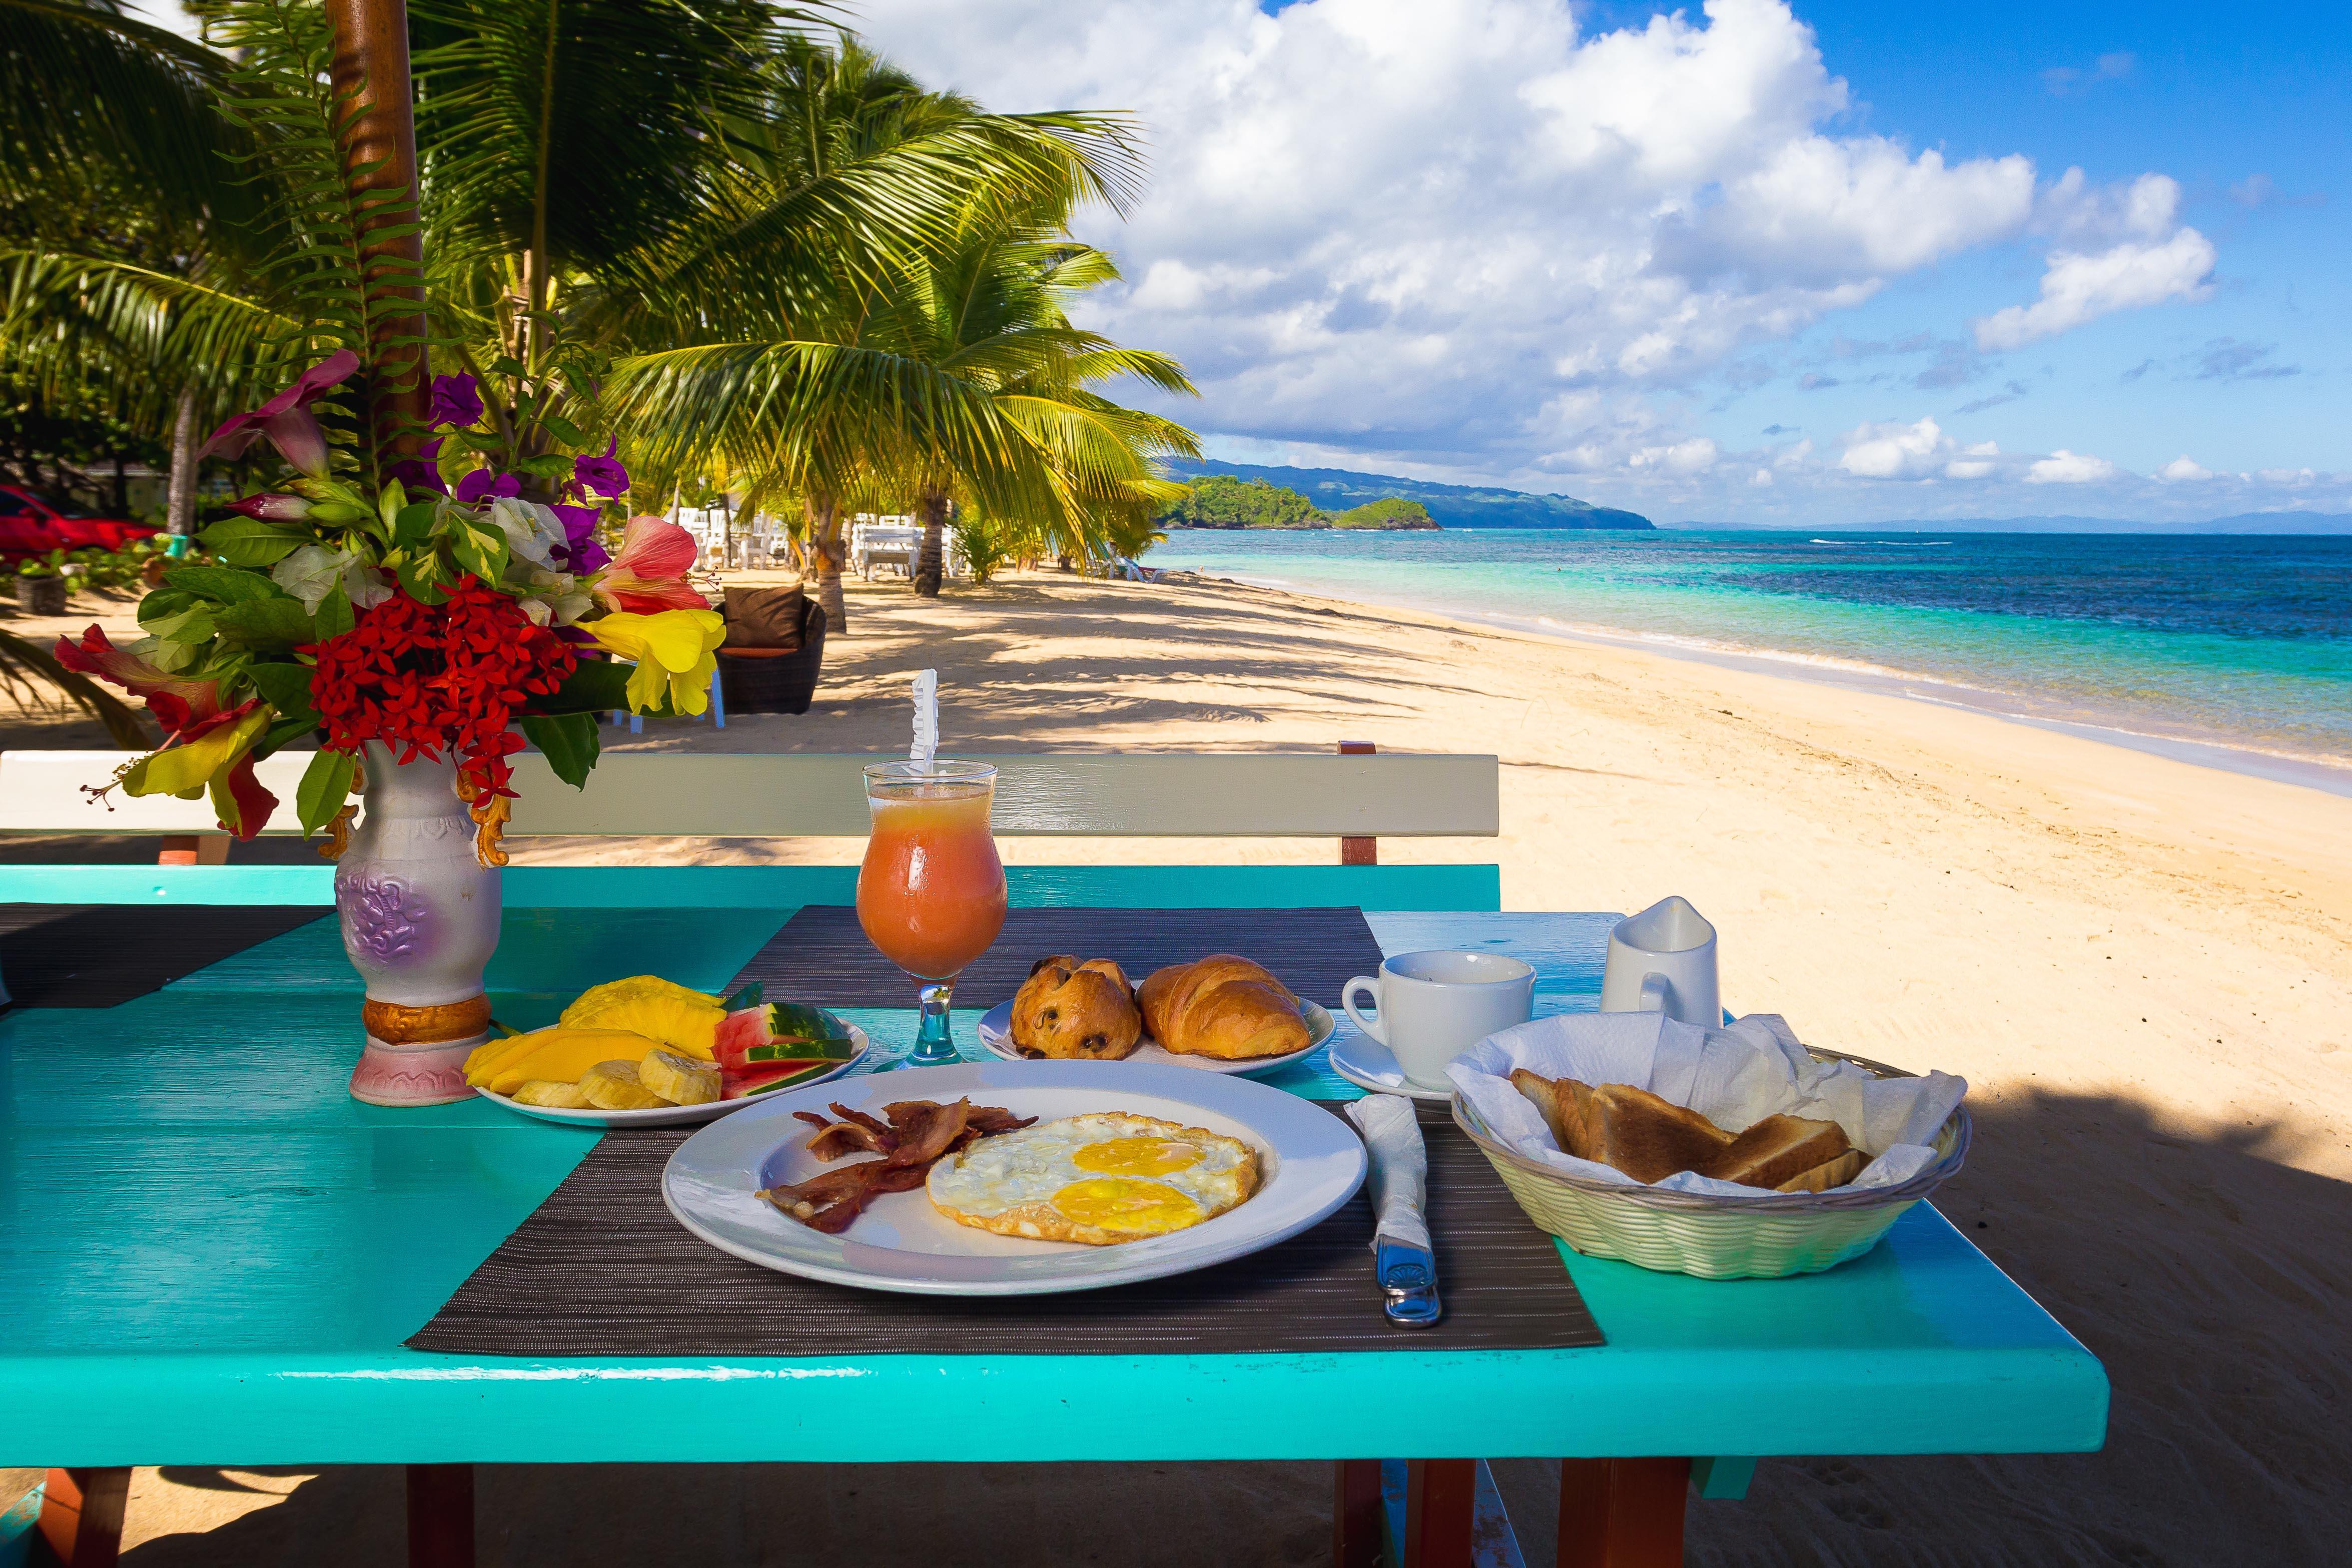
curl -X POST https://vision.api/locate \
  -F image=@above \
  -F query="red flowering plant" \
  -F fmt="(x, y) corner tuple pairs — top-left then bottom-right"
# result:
(59, 355), (725, 863)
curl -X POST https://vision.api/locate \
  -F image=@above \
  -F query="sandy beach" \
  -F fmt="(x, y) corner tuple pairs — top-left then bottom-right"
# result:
(9, 569), (2351, 1564)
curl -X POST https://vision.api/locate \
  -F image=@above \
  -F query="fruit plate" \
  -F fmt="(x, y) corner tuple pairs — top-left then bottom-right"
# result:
(973, 999), (1333, 1078)
(475, 1025), (871, 1128)
(662, 1059), (1368, 1296)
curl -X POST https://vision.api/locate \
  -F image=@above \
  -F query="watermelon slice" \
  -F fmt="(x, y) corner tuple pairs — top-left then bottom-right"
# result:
(715, 1001), (859, 1067)
(719, 1059), (832, 1099)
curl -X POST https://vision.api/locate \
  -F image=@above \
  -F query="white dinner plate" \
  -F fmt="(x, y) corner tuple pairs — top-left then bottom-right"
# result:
(475, 1025), (872, 1128)
(662, 1059), (1368, 1296)
(974, 998), (1332, 1078)
(1326, 1030), (1454, 1103)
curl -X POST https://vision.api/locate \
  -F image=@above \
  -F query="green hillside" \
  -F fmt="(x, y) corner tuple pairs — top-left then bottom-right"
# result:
(1160, 458), (1652, 530)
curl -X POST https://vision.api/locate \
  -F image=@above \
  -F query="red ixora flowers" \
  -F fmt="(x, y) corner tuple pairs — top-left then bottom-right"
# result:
(308, 579), (574, 801)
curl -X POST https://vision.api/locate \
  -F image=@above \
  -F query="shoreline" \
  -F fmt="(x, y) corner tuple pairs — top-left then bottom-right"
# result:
(1178, 566), (2352, 800)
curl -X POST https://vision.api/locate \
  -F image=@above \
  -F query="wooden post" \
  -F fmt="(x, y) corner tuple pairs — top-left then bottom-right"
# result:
(1555, 1457), (1689, 1567)
(323, 0), (431, 461)
(1338, 739), (1377, 866)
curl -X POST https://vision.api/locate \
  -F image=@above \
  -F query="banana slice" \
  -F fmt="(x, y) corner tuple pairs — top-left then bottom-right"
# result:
(511, 1079), (593, 1109)
(638, 1048), (720, 1106)
(580, 1059), (667, 1111)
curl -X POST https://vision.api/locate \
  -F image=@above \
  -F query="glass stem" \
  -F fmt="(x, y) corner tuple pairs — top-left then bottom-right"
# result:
(908, 980), (960, 1066)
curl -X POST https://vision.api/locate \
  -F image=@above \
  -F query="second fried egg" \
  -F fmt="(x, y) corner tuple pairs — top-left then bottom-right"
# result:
(926, 1111), (1261, 1245)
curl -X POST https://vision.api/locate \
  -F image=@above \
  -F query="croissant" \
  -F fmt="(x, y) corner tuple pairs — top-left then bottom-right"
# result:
(1010, 956), (1142, 1060)
(1137, 955), (1311, 1060)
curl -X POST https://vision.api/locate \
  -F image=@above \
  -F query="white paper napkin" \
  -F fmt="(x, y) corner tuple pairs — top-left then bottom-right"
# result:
(1444, 1011), (1967, 1198)
(1346, 1094), (1432, 1249)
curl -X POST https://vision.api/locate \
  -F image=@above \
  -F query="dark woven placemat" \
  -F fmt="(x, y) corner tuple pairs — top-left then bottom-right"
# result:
(0, 903), (328, 1008)
(408, 1102), (1601, 1357)
(727, 906), (1387, 1009)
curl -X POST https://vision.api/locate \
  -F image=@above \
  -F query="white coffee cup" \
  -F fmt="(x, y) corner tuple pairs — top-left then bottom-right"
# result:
(1342, 950), (1537, 1089)
(1600, 896), (1721, 1027)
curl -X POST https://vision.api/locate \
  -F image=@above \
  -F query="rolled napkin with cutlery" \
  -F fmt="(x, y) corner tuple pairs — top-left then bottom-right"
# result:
(1346, 1094), (1440, 1327)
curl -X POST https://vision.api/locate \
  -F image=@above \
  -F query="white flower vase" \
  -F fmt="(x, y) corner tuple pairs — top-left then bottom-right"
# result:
(338, 742), (502, 1106)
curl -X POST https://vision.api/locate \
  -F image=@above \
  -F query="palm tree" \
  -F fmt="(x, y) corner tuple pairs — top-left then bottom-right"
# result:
(602, 36), (1197, 619)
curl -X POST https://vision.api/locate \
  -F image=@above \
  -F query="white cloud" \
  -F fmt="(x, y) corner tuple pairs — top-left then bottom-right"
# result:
(1944, 442), (2001, 480)
(857, 0), (2084, 474)
(1972, 175), (2215, 350)
(2026, 449), (2120, 484)
(2156, 456), (2213, 482)
(1837, 416), (1951, 479)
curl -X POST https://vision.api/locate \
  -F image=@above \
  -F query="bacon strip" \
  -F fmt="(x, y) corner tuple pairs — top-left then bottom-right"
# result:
(760, 1098), (1035, 1232)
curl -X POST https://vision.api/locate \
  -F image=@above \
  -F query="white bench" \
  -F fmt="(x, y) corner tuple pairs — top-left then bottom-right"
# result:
(0, 746), (1498, 867)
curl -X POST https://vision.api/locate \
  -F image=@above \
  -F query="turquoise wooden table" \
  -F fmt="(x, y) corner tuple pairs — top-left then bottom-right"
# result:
(0, 867), (2106, 1567)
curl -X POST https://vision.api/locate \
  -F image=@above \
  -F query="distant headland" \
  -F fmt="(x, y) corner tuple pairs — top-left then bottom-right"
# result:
(1156, 458), (1654, 530)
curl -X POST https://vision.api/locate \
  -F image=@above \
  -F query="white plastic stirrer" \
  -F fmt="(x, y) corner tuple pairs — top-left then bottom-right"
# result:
(909, 668), (939, 767)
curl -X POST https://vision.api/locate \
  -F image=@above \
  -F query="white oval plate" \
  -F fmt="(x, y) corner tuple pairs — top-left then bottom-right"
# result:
(1326, 1030), (1453, 1103)
(475, 1025), (872, 1128)
(662, 1060), (1367, 1296)
(974, 998), (1332, 1078)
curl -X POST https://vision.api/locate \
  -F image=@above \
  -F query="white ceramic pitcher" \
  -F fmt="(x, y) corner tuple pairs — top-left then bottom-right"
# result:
(1600, 896), (1720, 1027)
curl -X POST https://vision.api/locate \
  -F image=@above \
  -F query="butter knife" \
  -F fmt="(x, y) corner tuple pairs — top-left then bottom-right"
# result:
(1345, 1094), (1441, 1328)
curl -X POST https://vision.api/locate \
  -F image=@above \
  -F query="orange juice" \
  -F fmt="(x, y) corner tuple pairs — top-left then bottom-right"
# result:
(857, 789), (1008, 980)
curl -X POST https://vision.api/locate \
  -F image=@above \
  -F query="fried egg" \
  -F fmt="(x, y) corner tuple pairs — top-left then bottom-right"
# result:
(926, 1112), (1261, 1245)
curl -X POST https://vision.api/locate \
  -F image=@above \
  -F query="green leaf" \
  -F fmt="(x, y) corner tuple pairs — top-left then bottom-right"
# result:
(519, 711), (600, 790)
(491, 356), (526, 377)
(295, 749), (358, 835)
(198, 518), (308, 569)
(450, 524), (507, 583)
(164, 565), (287, 604)
(243, 659), (319, 721)
(210, 597), (318, 650)
(540, 414), (586, 446)
(142, 603), (218, 644)
(516, 453), (572, 478)
(396, 554), (450, 605)
(254, 713), (317, 760)
(392, 502), (439, 550)
(313, 579), (356, 640)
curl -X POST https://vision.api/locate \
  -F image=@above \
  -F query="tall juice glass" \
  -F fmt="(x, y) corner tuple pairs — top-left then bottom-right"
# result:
(858, 761), (1009, 1067)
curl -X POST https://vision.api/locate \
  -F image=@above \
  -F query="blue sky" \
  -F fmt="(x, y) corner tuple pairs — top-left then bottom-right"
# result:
(859, 0), (2349, 524)
(133, 0), (2351, 524)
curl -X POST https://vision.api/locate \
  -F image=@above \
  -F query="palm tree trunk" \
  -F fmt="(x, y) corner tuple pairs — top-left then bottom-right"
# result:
(165, 385), (198, 538)
(324, 0), (431, 462)
(914, 485), (949, 597)
(807, 496), (848, 633)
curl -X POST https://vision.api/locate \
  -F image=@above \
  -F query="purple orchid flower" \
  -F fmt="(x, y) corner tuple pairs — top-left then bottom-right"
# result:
(549, 502), (610, 572)
(428, 373), (484, 430)
(454, 467), (521, 505)
(198, 349), (360, 479)
(572, 437), (629, 500)
(387, 436), (448, 497)
(220, 493), (315, 522)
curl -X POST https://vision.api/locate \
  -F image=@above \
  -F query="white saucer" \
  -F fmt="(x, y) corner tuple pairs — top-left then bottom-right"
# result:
(1326, 1031), (1455, 1103)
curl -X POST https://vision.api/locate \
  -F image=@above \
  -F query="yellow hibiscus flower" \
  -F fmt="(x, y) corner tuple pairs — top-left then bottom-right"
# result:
(587, 609), (726, 715)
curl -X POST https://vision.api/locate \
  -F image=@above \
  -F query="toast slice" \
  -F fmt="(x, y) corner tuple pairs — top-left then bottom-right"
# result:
(1511, 1069), (1734, 1181)
(1702, 1113), (1854, 1190)
(1773, 1148), (1866, 1193)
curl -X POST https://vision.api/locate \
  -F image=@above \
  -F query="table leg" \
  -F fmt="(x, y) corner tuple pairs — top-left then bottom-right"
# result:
(1333, 1459), (1384, 1567)
(36, 1467), (129, 1568)
(1401, 1458), (1477, 1568)
(406, 1463), (475, 1568)
(1555, 1457), (1688, 1568)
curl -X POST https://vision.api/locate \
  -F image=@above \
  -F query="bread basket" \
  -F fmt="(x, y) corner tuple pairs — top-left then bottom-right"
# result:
(1452, 1049), (1970, 1279)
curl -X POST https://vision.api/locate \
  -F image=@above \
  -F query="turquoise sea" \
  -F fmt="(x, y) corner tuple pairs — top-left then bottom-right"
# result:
(1148, 529), (2352, 793)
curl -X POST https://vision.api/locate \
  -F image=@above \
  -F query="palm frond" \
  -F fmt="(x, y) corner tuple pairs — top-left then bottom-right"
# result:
(0, 627), (154, 747)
